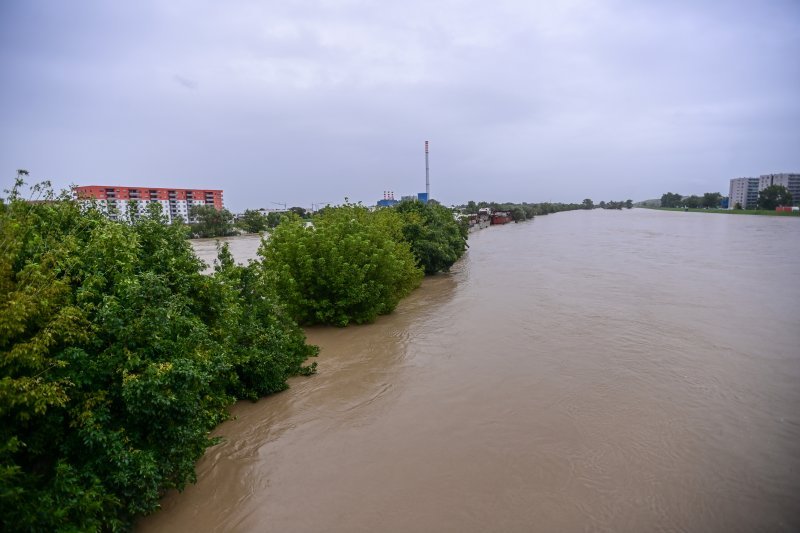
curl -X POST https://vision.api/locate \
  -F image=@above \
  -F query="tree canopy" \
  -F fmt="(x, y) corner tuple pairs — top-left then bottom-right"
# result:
(394, 200), (468, 275)
(236, 209), (268, 233)
(266, 211), (284, 228)
(1, 182), (316, 530)
(683, 195), (702, 209)
(188, 204), (236, 238)
(258, 204), (423, 326)
(596, 199), (633, 209)
(458, 200), (585, 220)
(289, 206), (308, 219)
(758, 185), (793, 210)
(660, 191), (724, 209)
(660, 192), (683, 208)
(702, 192), (723, 209)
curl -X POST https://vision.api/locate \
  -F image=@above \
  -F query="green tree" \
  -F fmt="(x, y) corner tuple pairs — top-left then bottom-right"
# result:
(258, 204), (423, 326)
(207, 244), (317, 400)
(757, 185), (793, 210)
(457, 200), (585, 218)
(189, 205), (235, 237)
(509, 206), (526, 222)
(625, 199), (633, 209)
(660, 192), (683, 208)
(582, 198), (594, 210)
(0, 182), (316, 530)
(236, 209), (268, 233)
(521, 204), (536, 219)
(289, 206), (308, 219)
(394, 200), (468, 274)
(702, 192), (722, 209)
(684, 195), (702, 209)
(266, 211), (284, 228)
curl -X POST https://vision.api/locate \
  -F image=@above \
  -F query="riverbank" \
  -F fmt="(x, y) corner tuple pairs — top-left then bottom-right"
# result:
(646, 207), (800, 216)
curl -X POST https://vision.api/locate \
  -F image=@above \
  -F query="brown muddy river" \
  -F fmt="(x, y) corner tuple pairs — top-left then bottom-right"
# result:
(189, 233), (265, 272)
(141, 209), (800, 532)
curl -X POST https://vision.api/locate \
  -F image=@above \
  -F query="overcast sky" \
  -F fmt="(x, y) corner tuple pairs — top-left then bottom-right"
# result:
(1, 0), (798, 211)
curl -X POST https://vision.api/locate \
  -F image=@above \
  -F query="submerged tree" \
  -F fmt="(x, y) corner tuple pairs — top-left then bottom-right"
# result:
(189, 204), (236, 237)
(0, 182), (316, 530)
(236, 209), (268, 233)
(258, 204), (423, 326)
(394, 200), (468, 275)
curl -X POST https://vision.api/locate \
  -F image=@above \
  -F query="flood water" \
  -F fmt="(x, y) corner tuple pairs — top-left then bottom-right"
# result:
(190, 233), (264, 271)
(143, 209), (800, 532)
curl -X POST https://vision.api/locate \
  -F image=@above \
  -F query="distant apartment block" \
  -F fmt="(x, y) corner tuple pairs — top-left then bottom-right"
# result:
(73, 185), (224, 223)
(758, 174), (800, 206)
(729, 173), (800, 209)
(728, 177), (759, 209)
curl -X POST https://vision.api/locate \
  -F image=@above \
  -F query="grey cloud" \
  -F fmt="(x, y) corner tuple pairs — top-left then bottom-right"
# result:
(1, 0), (798, 210)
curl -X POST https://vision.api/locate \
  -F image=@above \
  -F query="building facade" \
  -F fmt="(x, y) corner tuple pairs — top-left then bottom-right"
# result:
(73, 185), (224, 223)
(728, 177), (759, 209)
(729, 173), (800, 209)
(758, 173), (800, 206)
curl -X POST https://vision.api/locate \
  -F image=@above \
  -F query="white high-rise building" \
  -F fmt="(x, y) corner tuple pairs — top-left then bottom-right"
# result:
(729, 173), (800, 209)
(73, 185), (224, 223)
(728, 177), (759, 209)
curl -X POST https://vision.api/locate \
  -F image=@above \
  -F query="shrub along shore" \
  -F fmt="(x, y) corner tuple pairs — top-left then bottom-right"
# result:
(0, 183), (468, 529)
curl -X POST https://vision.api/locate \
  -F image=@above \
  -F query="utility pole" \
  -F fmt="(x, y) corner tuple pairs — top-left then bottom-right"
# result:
(270, 201), (287, 210)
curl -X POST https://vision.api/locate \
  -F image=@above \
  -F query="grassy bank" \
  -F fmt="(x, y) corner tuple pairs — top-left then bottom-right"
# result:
(646, 207), (800, 217)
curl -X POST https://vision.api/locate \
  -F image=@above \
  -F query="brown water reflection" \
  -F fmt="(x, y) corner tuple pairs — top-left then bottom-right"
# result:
(141, 209), (800, 532)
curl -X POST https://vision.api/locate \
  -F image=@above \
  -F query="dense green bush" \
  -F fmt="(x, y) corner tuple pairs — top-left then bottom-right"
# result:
(188, 204), (236, 237)
(259, 204), (423, 326)
(208, 244), (317, 400)
(394, 200), (468, 275)
(235, 209), (268, 233)
(0, 183), (316, 530)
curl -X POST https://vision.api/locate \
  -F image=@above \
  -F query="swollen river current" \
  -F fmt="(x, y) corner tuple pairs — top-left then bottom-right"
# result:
(139, 209), (800, 532)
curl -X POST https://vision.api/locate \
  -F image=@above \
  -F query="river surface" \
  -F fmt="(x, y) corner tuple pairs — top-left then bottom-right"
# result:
(142, 209), (800, 532)
(190, 233), (265, 272)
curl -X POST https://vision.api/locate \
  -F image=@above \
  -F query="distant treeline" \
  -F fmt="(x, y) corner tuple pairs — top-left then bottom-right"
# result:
(458, 199), (633, 220)
(584, 200), (633, 209)
(660, 192), (723, 209)
(186, 206), (310, 238)
(458, 200), (585, 222)
(660, 187), (792, 210)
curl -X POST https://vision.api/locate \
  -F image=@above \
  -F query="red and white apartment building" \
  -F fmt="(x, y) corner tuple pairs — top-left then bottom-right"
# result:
(73, 185), (224, 223)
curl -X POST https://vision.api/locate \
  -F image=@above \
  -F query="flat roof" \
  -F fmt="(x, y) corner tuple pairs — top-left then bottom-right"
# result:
(74, 185), (223, 192)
